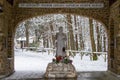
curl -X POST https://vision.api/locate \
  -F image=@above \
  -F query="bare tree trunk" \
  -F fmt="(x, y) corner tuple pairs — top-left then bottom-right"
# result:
(79, 30), (84, 50)
(75, 34), (78, 50)
(67, 32), (71, 50)
(96, 22), (104, 52)
(74, 15), (78, 50)
(96, 22), (100, 52)
(25, 21), (29, 47)
(67, 14), (75, 50)
(50, 37), (53, 48)
(89, 18), (97, 60)
(35, 29), (39, 43)
(103, 34), (106, 52)
(49, 22), (55, 48)
(46, 39), (49, 48)
(99, 26), (103, 52)
(43, 38), (45, 48)
(78, 18), (84, 50)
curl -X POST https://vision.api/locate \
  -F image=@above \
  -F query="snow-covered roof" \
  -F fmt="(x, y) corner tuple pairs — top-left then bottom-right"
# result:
(17, 37), (26, 41)
(16, 36), (36, 43)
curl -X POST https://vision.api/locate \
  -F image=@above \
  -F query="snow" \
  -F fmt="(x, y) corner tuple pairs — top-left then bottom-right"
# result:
(15, 49), (54, 72)
(16, 37), (26, 41)
(71, 55), (107, 71)
(16, 36), (35, 43)
(15, 49), (107, 72)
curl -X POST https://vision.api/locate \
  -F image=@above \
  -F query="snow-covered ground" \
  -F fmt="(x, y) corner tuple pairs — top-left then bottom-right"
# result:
(15, 49), (107, 72)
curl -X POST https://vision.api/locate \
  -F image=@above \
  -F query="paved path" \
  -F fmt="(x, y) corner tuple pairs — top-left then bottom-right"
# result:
(2, 71), (120, 80)
(1, 50), (118, 80)
(2, 71), (44, 80)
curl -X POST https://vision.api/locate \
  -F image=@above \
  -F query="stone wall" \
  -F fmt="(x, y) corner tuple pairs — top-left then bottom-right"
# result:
(0, 0), (120, 78)
(14, 0), (108, 3)
(0, 0), (3, 5)
(0, 0), (109, 75)
(0, 0), (14, 78)
(0, 14), (7, 77)
(13, 0), (109, 30)
(109, 0), (120, 75)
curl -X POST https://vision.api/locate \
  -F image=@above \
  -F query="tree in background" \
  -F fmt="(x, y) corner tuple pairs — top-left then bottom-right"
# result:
(89, 18), (98, 60)
(15, 14), (108, 59)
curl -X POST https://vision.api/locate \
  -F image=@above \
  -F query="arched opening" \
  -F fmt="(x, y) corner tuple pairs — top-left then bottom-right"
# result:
(11, 13), (108, 79)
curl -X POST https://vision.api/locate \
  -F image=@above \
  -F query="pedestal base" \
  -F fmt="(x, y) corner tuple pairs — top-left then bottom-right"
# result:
(44, 62), (77, 78)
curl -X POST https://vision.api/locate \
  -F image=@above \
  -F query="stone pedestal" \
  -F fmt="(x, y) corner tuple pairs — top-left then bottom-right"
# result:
(44, 62), (77, 78)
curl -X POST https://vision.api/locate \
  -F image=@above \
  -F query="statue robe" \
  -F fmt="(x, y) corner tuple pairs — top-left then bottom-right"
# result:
(56, 32), (67, 57)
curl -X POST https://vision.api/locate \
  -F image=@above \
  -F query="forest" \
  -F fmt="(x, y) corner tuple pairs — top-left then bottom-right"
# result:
(15, 14), (108, 60)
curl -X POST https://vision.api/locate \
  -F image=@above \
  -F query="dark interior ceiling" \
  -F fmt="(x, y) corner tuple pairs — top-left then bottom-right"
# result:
(0, 3), (3, 12)
(109, 0), (117, 6)
(6, 0), (14, 5)
(6, 0), (117, 6)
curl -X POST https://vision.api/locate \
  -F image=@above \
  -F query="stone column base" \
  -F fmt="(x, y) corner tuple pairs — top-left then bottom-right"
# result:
(44, 62), (77, 78)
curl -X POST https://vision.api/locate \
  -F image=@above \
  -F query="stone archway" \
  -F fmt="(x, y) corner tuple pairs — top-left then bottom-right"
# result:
(13, 13), (109, 69)
(14, 10), (109, 30)
(1, 0), (120, 78)
(14, 13), (109, 34)
(11, 3), (110, 77)
(108, 0), (120, 75)
(12, 13), (107, 74)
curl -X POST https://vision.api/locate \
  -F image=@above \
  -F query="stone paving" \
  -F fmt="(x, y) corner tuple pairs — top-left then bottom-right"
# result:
(1, 71), (44, 80)
(1, 50), (119, 80)
(1, 71), (120, 80)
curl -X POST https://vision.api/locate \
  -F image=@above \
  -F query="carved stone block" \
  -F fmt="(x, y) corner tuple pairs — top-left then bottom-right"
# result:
(45, 62), (77, 78)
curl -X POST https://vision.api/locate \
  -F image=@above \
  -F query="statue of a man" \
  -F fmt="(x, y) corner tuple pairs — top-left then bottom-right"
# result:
(55, 27), (67, 57)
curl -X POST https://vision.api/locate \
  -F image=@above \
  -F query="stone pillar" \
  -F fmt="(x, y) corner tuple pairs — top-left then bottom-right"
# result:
(7, 28), (13, 58)
(7, 25), (14, 74)
(0, 33), (6, 76)
(0, 32), (9, 77)
(109, 0), (120, 75)
(0, 14), (7, 77)
(0, 0), (15, 77)
(115, 23), (120, 75)
(108, 18), (115, 72)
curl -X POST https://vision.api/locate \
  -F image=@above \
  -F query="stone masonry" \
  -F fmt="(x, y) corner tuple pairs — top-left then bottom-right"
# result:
(109, 0), (120, 75)
(45, 62), (77, 78)
(0, 0), (120, 78)
(0, 0), (14, 78)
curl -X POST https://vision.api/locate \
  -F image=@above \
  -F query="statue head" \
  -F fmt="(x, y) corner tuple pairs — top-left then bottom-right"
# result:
(59, 27), (63, 33)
